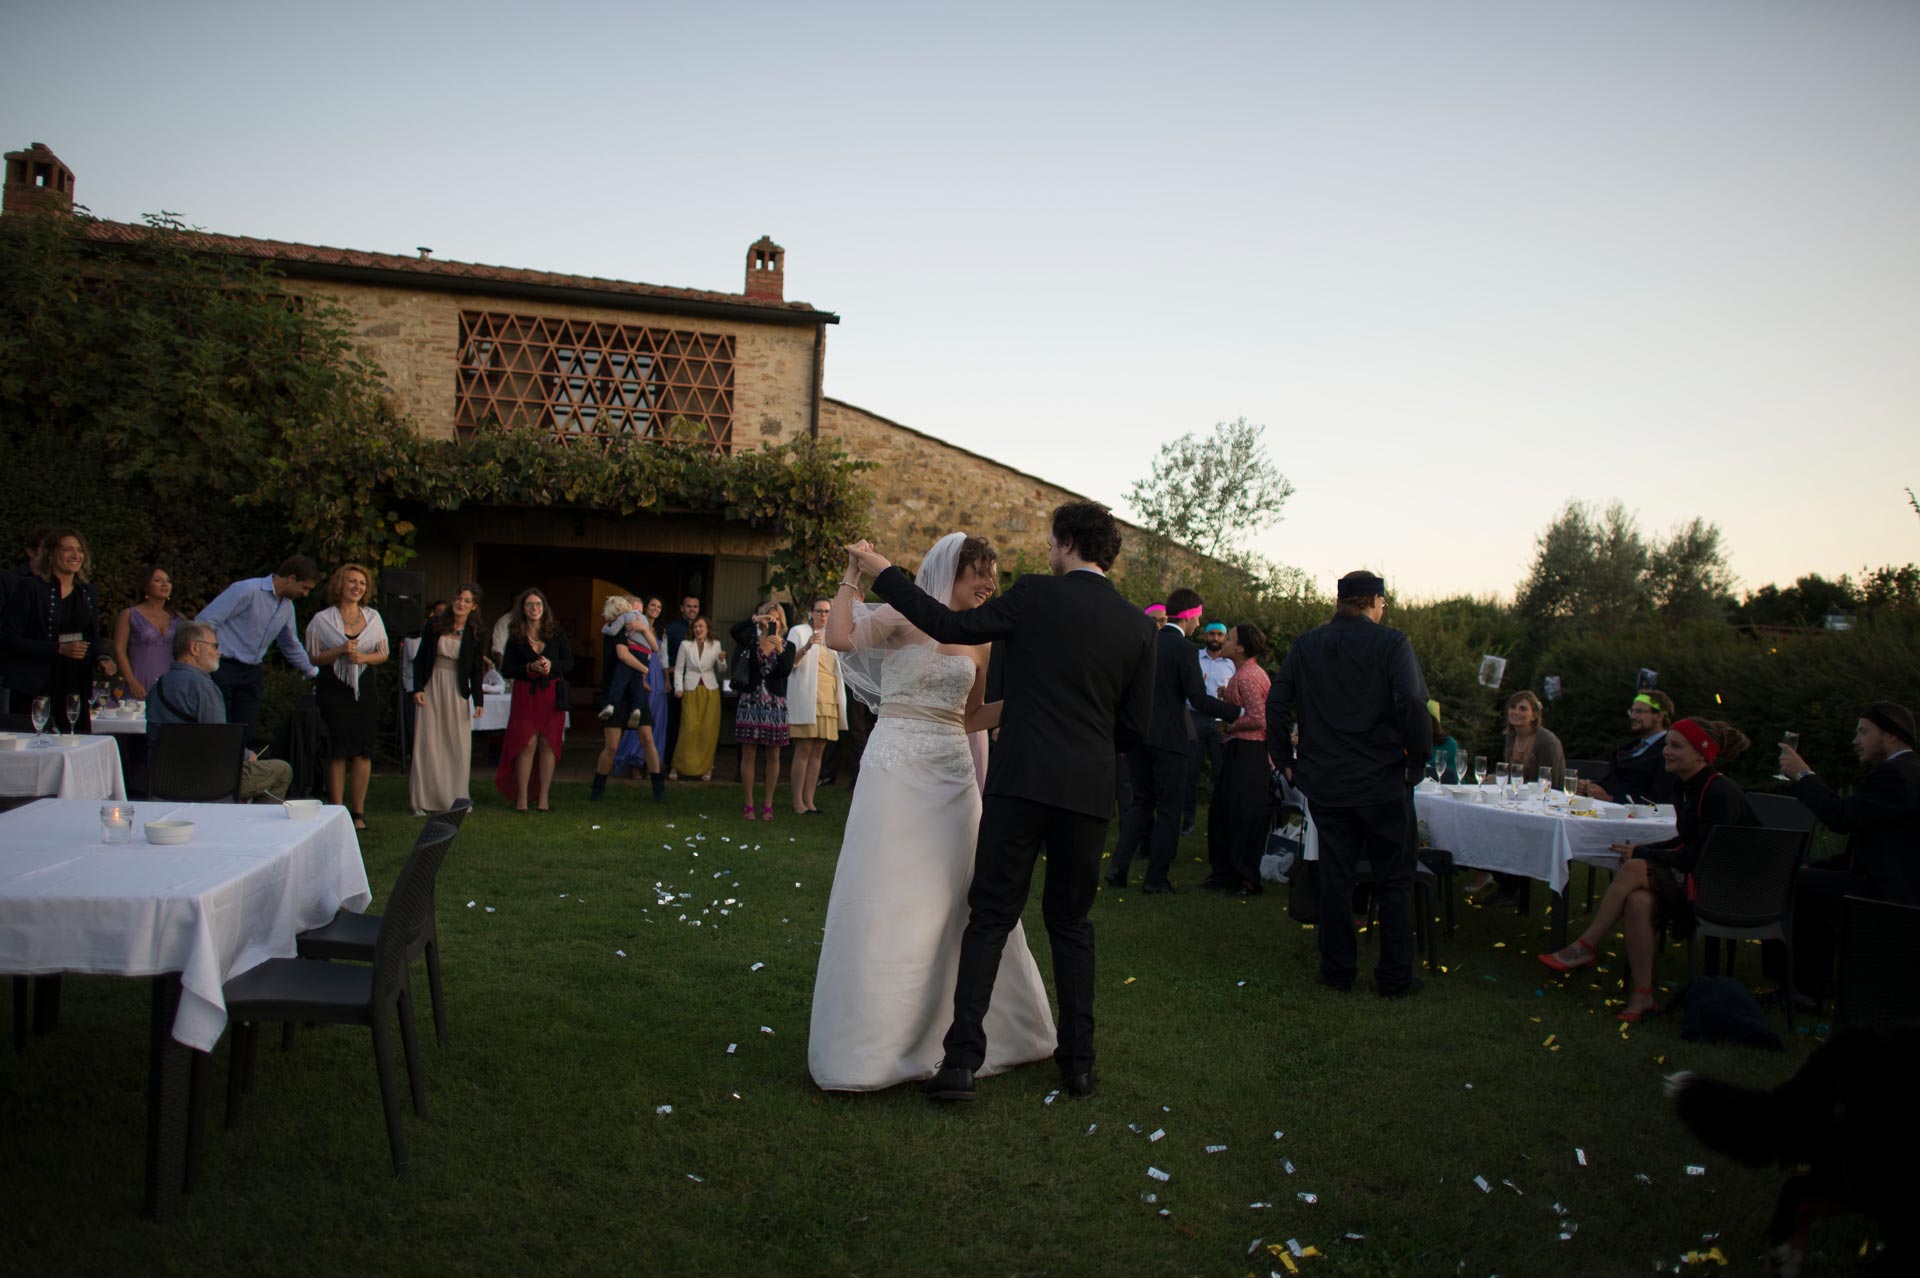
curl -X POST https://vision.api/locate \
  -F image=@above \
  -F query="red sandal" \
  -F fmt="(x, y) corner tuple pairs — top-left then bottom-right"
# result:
(1616, 988), (1656, 1023)
(743, 804), (756, 820)
(1537, 938), (1597, 973)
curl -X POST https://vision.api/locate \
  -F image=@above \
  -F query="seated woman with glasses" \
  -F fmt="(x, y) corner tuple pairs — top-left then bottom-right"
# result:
(1538, 717), (1756, 1021)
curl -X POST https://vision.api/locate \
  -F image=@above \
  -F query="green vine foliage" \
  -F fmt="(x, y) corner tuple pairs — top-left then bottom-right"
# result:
(0, 211), (872, 614)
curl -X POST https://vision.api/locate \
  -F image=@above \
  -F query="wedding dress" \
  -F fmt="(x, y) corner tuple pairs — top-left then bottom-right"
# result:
(806, 641), (1057, 1091)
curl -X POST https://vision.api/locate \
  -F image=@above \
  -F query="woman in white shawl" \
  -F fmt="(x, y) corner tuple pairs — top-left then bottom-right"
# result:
(805, 532), (1055, 1092)
(305, 562), (390, 829)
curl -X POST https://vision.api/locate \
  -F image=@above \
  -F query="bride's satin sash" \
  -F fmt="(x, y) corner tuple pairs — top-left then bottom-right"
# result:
(878, 703), (966, 730)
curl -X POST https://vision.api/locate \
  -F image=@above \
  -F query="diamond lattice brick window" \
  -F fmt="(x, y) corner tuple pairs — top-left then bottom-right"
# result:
(455, 310), (735, 451)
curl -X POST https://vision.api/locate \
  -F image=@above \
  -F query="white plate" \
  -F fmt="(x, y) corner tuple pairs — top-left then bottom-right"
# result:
(144, 820), (194, 845)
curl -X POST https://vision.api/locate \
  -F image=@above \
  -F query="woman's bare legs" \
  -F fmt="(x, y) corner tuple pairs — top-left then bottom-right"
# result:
(348, 757), (372, 823)
(1621, 889), (1660, 1016)
(1542, 858), (1651, 965)
(639, 727), (660, 774)
(761, 746), (783, 813)
(512, 737), (537, 811)
(533, 739), (556, 810)
(597, 728), (620, 777)
(326, 758), (347, 807)
(791, 739), (822, 812)
(740, 744), (758, 813)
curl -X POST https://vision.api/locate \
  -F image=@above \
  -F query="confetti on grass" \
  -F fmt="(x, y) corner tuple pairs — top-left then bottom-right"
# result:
(1147, 1167), (1170, 1183)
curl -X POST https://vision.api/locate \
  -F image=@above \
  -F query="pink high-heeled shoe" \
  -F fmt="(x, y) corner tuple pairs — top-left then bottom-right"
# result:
(742, 804), (756, 820)
(759, 804), (774, 822)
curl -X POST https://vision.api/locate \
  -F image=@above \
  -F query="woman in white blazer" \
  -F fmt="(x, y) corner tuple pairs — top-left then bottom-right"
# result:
(784, 598), (848, 815)
(671, 615), (723, 780)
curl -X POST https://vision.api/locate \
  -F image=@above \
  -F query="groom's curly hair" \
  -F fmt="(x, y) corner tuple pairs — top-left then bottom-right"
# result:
(1052, 501), (1123, 571)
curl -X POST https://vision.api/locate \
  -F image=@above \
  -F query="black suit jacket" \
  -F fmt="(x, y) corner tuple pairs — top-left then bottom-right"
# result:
(1140, 624), (1239, 754)
(411, 623), (487, 709)
(1793, 752), (1920, 905)
(872, 567), (1155, 819)
(2, 574), (103, 695)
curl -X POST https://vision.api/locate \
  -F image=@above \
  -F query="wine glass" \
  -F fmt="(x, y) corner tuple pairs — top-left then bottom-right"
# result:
(1495, 762), (1510, 797)
(65, 693), (81, 734)
(1472, 754), (1487, 787)
(1774, 731), (1800, 782)
(30, 696), (51, 748)
(1564, 767), (1579, 800)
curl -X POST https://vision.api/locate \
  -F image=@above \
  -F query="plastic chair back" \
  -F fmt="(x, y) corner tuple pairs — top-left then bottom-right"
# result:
(148, 723), (249, 803)
(1565, 758), (1610, 784)
(1837, 896), (1920, 1029)
(1745, 794), (1817, 863)
(1691, 825), (1804, 930)
(372, 826), (457, 1001)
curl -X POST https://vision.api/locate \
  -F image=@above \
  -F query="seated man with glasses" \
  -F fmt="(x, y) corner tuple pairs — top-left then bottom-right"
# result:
(148, 620), (294, 802)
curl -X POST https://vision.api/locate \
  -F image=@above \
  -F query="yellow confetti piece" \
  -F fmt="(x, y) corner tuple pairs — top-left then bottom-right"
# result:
(1300, 1246), (1321, 1258)
(1655, 1055), (1667, 1065)
(1529, 1016), (1542, 1023)
(1439, 965), (1450, 974)
(1550, 1045), (1561, 1052)
(1493, 942), (1507, 949)
(1277, 1254), (1300, 1275)
(1123, 977), (1137, 985)
(1542, 1034), (1556, 1048)
(1714, 693), (1723, 705)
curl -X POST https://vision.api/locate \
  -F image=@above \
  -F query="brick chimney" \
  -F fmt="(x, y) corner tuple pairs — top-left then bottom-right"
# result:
(3, 143), (76, 218)
(745, 236), (784, 301)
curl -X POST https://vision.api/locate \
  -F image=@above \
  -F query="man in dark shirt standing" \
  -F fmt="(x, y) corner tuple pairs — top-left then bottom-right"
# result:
(661, 594), (699, 769)
(1266, 571), (1430, 996)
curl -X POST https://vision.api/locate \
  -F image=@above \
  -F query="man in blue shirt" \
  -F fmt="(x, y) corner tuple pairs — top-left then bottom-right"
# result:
(1581, 689), (1678, 805)
(194, 555), (321, 743)
(1183, 622), (1238, 834)
(148, 621), (294, 801)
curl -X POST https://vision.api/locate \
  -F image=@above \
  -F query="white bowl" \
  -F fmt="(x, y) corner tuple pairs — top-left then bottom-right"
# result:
(1625, 804), (1655, 819)
(283, 799), (324, 821)
(144, 820), (194, 846)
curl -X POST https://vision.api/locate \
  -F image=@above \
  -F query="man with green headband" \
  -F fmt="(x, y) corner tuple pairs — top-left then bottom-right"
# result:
(1582, 689), (1678, 805)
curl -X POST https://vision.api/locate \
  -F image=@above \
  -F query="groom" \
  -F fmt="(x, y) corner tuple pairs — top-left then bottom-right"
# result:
(847, 501), (1156, 1101)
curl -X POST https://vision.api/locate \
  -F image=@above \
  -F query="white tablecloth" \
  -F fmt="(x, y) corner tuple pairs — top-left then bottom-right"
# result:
(90, 713), (148, 736)
(1413, 786), (1676, 893)
(474, 697), (510, 732)
(0, 799), (372, 1050)
(0, 734), (127, 799)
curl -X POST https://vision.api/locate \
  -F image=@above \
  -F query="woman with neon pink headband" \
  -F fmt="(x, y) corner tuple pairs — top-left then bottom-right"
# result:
(1538, 717), (1756, 1021)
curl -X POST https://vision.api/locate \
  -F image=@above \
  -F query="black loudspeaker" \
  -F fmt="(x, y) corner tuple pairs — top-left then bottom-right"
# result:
(382, 569), (427, 637)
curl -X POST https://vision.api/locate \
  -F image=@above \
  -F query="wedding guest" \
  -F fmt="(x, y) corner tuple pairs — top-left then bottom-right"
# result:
(731, 604), (793, 821)
(1776, 703), (1920, 997)
(1468, 690), (1568, 904)
(489, 608), (514, 669)
(643, 596), (672, 747)
(662, 594), (699, 764)
(1202, 624), (1272, 895)
(1108, 588), (1241, 893)
(591, 595), (662, 803)
(671, 614), (722, 781)
(111, 565), (180, 701)
(0, 525), (54, 706)
(1266, 570), (1431, 997)
(148, 620), (293, 801)
(410, 584), (487, 815)
(2, 528), (114, 732)
(305, 563), (390, 830)
(1184, 621), (1236, 834)
(1539, 717), (1757, 1021)
(196, 556), (321, 742)
(496, 588), (573, 813)
(786, 596), (846, 815)
(400, 600), (447, 747)
(1143, 602), (1167, 629)
(1580, 689), (1679, 805)
(1427, 700), (1462, 783)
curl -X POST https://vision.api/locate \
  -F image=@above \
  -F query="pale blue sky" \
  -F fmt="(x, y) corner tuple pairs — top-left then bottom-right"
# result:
(6, 1), (1916, 597)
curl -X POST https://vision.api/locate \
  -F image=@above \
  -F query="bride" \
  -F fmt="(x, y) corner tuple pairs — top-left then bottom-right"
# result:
(806, 532), (1056, 1092)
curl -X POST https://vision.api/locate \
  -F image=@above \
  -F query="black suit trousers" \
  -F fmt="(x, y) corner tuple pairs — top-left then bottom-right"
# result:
(1312, 795), (1417, 992)
(943, 795), (1108, 1074)
(1113, 746), (1188, 886)
(1206, 738), (1270, 887)
(211, 659), (265, 745)
(1183, 712), (1225, 823)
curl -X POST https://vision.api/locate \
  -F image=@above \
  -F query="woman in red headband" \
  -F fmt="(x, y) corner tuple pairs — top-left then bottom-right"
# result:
(1538, 716), (1756, 1021)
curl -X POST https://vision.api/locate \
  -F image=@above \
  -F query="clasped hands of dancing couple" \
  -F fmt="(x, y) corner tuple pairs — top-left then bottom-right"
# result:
(811, 503), (1154, 1104)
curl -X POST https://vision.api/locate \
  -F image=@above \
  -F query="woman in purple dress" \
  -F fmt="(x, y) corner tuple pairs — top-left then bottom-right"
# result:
(110, 565), (179, 701)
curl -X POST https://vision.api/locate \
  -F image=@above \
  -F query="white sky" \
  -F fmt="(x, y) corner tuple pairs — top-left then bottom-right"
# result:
(6, 0), (1916, 598)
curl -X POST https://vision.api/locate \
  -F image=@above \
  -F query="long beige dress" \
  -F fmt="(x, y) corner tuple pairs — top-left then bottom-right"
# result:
(409, 633), (472, 814)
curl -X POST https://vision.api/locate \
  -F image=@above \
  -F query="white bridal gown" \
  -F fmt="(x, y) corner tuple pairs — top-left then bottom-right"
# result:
(807, 644), (1056, 1091)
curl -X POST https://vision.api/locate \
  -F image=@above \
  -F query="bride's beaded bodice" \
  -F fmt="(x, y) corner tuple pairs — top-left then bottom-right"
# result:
(863, 646), (978, 783)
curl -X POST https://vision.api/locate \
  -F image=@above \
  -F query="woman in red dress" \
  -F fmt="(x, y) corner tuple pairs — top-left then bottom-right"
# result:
(496, 588), (573, 812)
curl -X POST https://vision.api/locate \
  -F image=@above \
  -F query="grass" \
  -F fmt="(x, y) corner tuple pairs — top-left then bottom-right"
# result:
(1, 775), (1879, 1276)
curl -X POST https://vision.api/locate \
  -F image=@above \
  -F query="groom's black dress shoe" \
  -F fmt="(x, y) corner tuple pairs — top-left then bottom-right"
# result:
(1101, 871), (1128, 889)
(925, 1066), (976, 1103)
(1140, 881), (1176, 895)
(1059, 1066), (1097, 1098)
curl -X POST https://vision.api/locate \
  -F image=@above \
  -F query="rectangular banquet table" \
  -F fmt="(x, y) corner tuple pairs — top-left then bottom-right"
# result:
(0, 732), (126, 799)
(0, 798), (372, 1216)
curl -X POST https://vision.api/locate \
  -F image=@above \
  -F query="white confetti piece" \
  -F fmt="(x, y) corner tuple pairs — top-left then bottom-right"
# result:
(1296, 1192), (1317, 1204)
(1086, 1123), (1097, 1135)
(731, 1092), (740, 1100)
(1282, 1158), (1296, 1175)
(466, 900), (476, 909)
(1575, 1148), (1587, 1166)
(484, 906), (495, 914)
(614, 949), (626, 958)
(1206, 1144), (1228, 1154)
(1685, 1165), (1706, 1176)
(1635, 1173), (1653, 1185)
(760, 1026), (774, 1034)
(1127, 1123), (1143, 1134)
(590, 825), (600, 831)
(1147, 1166), (1170, 1182)
(1343, 1233), (1366, 1241)
(1502, 1178), (1523, 1195)
(1473, 1175), (1491, 1194)
(1044, 1090), (1060, 1105)
(1148, 1128), (1166, 1142)
(1273, 1130), (1285, 1140)
(726, 1043), (737, 1054)
(656, 1105), (672, 1115)
(1287, 1238), (1306, 1256)
(1237, 980), (1247, 987)
(750, 962), (764, 972)
(1249, 1201), (1272, 1209)
(686, 1174), (703, 1183)
(1140, 1191), (1157, 1204)
(1156, 1208), (1169, 1218)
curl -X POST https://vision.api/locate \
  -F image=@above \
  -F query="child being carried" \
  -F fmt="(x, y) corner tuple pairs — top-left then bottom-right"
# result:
(597, 596), (657, 729)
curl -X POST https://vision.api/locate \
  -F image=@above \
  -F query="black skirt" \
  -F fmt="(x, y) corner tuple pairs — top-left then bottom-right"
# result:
(1645, 862), (1697, 939)
(316, 669), (380, 759)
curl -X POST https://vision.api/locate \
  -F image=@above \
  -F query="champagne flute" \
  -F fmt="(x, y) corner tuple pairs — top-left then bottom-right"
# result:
(1774, 731), (1799, 782)
(30, 696), (51, 748)
(1495, 762), (1510, 797)
(65, 693), (81, 734)
(1472, 754), (1487, 787)
(1563, 767), (1579, 800)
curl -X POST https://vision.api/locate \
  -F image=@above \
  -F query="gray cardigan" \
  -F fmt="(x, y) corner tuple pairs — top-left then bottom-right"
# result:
(1504, 726), (1566, 789)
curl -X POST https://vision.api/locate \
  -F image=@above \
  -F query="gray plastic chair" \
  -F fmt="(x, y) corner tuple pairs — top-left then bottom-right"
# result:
(1686, 825), (1807, 1031)
(215, 823), (457, 1176)
(1745, 793), (1817, 863)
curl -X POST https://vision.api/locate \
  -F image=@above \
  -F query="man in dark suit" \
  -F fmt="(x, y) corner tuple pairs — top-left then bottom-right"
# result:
(849, 501), (1155, 1102)
(1581, 688), (1680, 805)
(1107, 587), (1242, 893)
(1779, 702), (1920, 996)
(1266, 571), (1431, 997)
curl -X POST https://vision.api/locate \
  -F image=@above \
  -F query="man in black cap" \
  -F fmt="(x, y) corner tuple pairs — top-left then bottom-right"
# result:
(1266, 570), (1430, 996)
(1777, 701), (1920, 997)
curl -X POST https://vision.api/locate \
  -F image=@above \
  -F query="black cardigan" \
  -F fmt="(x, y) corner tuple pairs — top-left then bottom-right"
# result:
(1, 574), (104, 695)
(1632, 766), (1757, 875)
(728, 618), (793, 696)
(502, 627), (574, 691)
(411, 622), (487, 709)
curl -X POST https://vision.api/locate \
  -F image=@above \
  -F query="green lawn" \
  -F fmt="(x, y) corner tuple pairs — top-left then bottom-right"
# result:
(2, 776), (1876, 1276)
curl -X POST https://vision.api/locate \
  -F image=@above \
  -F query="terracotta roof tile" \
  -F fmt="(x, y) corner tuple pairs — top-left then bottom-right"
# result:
(78, 219), (829, 317)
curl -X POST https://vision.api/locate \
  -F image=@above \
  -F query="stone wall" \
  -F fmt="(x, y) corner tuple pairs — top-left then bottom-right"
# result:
(287, 280), (819, 449)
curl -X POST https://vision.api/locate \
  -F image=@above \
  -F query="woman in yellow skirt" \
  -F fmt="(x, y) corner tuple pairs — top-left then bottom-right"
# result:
(786, 596), (846, 815)
(671, 614), (722, 780)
